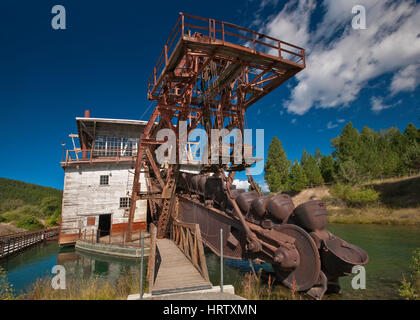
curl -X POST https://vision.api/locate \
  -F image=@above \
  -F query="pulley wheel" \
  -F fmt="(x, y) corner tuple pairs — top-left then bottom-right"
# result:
(272, 224), (321, 292)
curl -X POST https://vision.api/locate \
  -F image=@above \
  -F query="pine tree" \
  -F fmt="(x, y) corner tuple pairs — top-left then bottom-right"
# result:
(301, 150), (324, 186)
(320, 155), (335, 183)
(404, 142), (420, 171)
(359, 126), (381, 179)
(288, 160), (309, 193)
(404, 123), (420, 143)
(332, 122), (364, 183)
(332, 122), (362, 162)
(264, 137), (291, 192)
(314, 148), (322, 165)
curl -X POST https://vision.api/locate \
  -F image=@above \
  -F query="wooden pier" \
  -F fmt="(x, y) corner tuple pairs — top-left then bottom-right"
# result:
(0, 227), (59, 259)
(148, 222), (212, 295)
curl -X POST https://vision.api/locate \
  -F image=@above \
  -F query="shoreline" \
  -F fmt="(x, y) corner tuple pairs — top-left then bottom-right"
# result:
(327, 207), (420, 226)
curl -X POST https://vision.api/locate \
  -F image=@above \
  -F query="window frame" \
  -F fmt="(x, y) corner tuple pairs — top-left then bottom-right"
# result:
(119, 197), (131, 209)
(99, 175), (109, 186)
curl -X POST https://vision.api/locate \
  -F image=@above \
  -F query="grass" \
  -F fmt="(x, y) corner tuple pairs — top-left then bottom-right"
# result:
(0, 266), (16, 300)
(323, 175), (420, 226)
(19, 272), (147, 300)
(327, 207), (420, 225)
(399, 248), (420, 300)
(235, 270), (304, 300)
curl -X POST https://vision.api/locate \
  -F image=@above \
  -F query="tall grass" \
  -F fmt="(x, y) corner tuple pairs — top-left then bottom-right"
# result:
(235, 270), (303, 300)
(21, 272), (147, 300)
(0, 266), (16, 300)
(399, 248), (420, 300)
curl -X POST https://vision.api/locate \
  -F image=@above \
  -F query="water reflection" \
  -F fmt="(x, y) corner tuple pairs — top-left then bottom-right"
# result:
(57, 247), (140, 283)
(1, 223), (419, 299)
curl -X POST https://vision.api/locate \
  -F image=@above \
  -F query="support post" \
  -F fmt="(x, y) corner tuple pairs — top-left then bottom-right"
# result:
(139, 231), (144, 300)
(220, 228), (223, 293)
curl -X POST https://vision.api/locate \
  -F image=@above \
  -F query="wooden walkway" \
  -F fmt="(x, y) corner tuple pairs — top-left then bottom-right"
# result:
(0, 227), (59, 259)
(151, 239), (212, 295)
(148, 222), (212, 295)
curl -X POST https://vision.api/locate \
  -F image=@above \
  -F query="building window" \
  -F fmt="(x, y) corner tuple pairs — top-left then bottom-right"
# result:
(93, 136), (138, 157)
(119, 197), (131, 208)
(100, 175), (109, 185)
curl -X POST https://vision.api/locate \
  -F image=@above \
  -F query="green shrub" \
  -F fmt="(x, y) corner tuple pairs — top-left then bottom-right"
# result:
(0, 267), (15, 300)
(330, 184), (379, 207)
(399, 248), (420, 300)
(46, 211), (61, 227)
(0, 214), (6, 223)
(40, 197), (61, 217)
(14, 215), (44, 230)
(1, 211), (21, 222)
(0, 199), (24, 213)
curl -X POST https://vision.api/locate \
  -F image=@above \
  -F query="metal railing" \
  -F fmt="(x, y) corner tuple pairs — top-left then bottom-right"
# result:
(62, 148), (138, 165)
(147, 12), (306, 97)
(77, 228), (148, 248)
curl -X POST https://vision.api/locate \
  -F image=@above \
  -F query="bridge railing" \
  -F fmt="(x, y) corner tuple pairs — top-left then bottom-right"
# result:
(0, 227), (59, 259)
(170, 220), (210, 282)
(147, 223), (160, 291)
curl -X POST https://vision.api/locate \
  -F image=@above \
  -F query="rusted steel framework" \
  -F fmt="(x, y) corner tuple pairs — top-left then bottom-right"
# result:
(127, 13), (368, 299)
(127, 13), (305, 239)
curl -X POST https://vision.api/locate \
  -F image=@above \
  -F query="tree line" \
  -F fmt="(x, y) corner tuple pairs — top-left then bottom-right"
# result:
(264, 122), (420, 193)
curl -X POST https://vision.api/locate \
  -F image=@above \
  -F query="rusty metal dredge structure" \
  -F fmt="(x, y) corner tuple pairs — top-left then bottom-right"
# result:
(127, 13), (368, 299)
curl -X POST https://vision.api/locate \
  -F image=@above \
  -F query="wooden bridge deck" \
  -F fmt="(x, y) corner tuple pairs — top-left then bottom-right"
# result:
(151, 238), (212, 295)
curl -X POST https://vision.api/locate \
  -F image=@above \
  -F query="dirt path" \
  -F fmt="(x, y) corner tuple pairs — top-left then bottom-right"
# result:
(0, 223), (25, 236)
(291, 187), (331, 207)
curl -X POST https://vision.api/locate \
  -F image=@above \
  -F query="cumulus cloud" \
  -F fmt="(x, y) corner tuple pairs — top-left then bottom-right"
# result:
(232, 179), (250, 190)
(370, 96), (392, 112)
(258, 0), (420, 115)
(390, 63), (420, 95)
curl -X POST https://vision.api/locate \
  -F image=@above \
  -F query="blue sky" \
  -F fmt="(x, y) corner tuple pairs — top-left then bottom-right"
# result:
(0, 0), (419, 191)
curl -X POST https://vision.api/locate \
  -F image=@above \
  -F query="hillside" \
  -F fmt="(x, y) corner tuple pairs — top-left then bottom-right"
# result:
(0, 178), (62, 234)
(0, 177), (62, 206)
(292, 175), (420, 225)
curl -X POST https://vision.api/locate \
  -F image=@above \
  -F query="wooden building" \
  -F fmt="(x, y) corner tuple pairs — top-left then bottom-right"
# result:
(59, 111), (148, 245)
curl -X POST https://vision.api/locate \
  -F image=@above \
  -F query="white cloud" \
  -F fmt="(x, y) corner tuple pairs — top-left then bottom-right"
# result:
(258, 0), (420, 115)
(262, 0), (315, 48)
(337, 119), (346, 123)
(232, 179), (250, 190)
(291, 118), (297, 124)
(390, 63), (420, 95)
(260, 184), (270, 193)
(370, 96), (392, 112)
(327, 121), (338, 129)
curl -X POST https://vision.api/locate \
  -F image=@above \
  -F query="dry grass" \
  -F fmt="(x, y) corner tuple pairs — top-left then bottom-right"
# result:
(292, 187), (331, 207)
(235, 270), (304, 300)
(327, 207), (420, 225)
(0, 223), (25, 236)
(19, 273), (147, 300)
(320, 175), (420, 225)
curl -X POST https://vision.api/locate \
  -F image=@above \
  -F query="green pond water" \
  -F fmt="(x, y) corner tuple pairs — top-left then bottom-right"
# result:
(1, 223), (419, 299)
